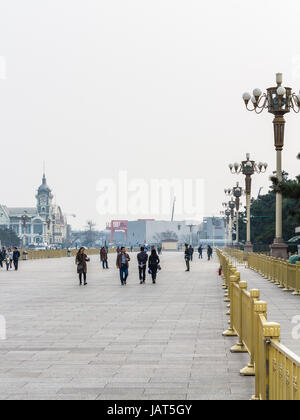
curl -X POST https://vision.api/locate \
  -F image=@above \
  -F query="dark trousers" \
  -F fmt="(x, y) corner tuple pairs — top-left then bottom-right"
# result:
(198, 252), (202, 259)
(120, 264), (128, 284)
(79, 273), (87, 284)
(139, 265), (146, 282)
(102, 259), (108, 269)
(13, 260), (19, 270)
(185, 260), (190, 271)
(150, 266), (158, 282)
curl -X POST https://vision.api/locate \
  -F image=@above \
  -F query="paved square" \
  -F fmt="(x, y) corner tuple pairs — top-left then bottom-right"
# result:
(0, 252), (253, 400)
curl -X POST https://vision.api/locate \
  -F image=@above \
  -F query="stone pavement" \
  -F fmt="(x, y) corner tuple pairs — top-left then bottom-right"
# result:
(235, 261), (300, 356)
(0, 252), (254, 400)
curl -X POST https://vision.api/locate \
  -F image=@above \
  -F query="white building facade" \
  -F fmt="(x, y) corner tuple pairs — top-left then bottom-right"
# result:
(0, 174), (67, 247)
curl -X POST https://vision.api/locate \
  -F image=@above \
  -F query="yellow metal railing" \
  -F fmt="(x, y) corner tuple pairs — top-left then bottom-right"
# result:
(248, 253), (300, 295)
(224, 247), (245, 264)
(217, 248), (300, 400)
(19, 248), (115, 260)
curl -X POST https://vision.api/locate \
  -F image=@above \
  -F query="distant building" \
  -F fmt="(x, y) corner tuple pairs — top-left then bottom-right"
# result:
(0, 173), (67, 246)
(197, 217), (226, 246)
(161, 239), (178, 251)
(127, 220), (194, 245)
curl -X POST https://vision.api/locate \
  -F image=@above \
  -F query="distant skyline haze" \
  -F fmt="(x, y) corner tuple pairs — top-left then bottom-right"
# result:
(0, 0), (299, 230)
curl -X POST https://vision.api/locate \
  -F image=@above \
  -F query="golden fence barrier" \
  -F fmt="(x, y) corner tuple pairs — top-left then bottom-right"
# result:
(248, 253), (300, 295)
(224, 247), (245, 264)
(217, 248), (300, 400)
(19, 248), (106, 260)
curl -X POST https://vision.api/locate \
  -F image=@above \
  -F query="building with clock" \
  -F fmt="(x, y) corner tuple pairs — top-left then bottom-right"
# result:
(0, 173), (67, 247)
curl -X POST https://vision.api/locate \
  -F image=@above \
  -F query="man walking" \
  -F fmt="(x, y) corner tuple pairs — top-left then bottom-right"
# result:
(116, 247), (130, 285)
(100, 246), (109, 269)
(189, 245), (194, 261)
(137, 246), (148, 284)
(184, 243), (190, 272)
(198, 245), (203, 259)
(207, 245), (213, 261)
(13, 247), (20, 271)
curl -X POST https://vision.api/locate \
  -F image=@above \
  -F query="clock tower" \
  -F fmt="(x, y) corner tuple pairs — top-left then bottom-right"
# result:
(36, 173), (53, 219)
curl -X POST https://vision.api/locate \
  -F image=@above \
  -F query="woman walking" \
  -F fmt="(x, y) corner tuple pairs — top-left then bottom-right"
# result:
(148, 248), (160, 284)
(6, 248), (13, 270)
(75, 247), (90, 286)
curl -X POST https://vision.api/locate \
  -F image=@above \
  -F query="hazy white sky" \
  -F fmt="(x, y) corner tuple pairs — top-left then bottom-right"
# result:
(0, 0), (300, 230)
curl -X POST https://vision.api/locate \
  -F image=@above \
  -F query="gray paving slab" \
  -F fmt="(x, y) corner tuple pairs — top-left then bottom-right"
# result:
(0, 252), (254, 400)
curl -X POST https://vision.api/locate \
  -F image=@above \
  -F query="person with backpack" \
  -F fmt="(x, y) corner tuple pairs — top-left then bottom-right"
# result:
(137, 246), (148, 284)
(75, 247), (90, 286)
(148, 248), (160, 284)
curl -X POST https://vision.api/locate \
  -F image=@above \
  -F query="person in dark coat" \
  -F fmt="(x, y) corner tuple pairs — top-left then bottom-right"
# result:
(100, 247), (108, 269)
(207, 245), (213, 261)
(198, 245), (203, 259)
(116, 247), (130, 285)
(137, 246), (148, 284)
(75, 247), (90, 286)
(148, 248), (160, 284)
(12, 247), (20, 271)
(184, 244), (190, 272)
(0, 247), (6, 268)
(189, 245), (194, 261)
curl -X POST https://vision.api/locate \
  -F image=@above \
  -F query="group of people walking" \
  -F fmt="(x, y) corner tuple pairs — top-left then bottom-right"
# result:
(75, 246), (161, 286)
(137, 246), (160, 284)
(75, 243), (213, 286)
(0, 247), (20, 271)
(184, 243), (213, 271)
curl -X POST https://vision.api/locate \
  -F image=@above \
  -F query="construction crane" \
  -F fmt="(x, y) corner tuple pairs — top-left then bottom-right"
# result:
(171, 197), (176, 222)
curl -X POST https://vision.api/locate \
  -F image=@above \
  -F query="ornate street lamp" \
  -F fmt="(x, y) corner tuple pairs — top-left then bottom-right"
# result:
(21, 212), (30, 248)
(225, 184), (244, 248)
(229, 154), (267, 256)
(223, 200), (235, 247)
(242, 73), (300, 258)
(225, 208), (232, 246)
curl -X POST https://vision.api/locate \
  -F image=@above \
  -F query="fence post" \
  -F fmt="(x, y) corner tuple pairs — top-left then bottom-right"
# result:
(282, 260), (291, 292)
(223, 275), (238, 337)
(231, 281), (248, 353)
(292, 262), (300, 296)
(252, 300), (268, 400)
(240, 288), (260, 376)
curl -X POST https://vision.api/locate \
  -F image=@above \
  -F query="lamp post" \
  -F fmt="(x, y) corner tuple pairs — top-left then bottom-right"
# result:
(242, 73), (300, 259)
(225, 183), (244, 249)
(187, 224), (195, 246)
(228, 198), (236, 247)
(225, 208), (231, 246)
(21, 213), (30, 249)
(223, 202), (234, 247)
(229, 154), (267, 256)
